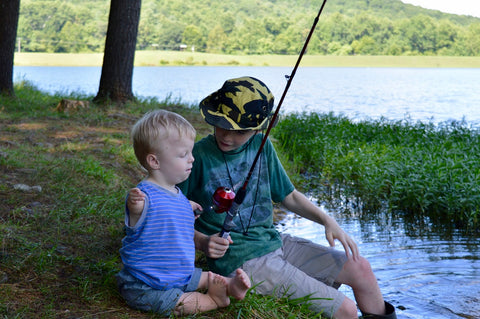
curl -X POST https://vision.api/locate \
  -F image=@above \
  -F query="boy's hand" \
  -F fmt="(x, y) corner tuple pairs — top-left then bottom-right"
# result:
(324, 216), (359, 260)
(189, 200), (203, 219)
(127, 187), (146, 216)
(128, 187), (145, 202)
(205, 233), (233, 259)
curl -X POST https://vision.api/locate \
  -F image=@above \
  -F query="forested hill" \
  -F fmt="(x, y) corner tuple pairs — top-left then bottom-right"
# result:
(17, 0), (480, 56)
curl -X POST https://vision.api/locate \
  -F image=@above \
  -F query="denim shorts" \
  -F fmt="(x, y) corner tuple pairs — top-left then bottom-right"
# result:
(116, 267), (202, 316)
(239, 234), (348, 317)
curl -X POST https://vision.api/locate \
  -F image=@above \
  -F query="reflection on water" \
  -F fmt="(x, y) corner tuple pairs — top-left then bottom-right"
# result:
(275, 202), (480, 319)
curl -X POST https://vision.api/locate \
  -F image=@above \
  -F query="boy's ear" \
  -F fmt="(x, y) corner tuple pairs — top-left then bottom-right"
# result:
(146, 153), (160, 170)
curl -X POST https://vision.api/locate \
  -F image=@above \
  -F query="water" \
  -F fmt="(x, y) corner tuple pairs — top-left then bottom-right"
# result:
(14, 66), (480, 127)
(276, 205), (480, 318)
(13, 65), (480, 318)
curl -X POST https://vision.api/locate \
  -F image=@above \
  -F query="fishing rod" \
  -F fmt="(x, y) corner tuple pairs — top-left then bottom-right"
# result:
(219, 0), (328, 238)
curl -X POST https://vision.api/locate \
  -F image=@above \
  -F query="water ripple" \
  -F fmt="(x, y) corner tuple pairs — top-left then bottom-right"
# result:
(275, 206), (480, 319)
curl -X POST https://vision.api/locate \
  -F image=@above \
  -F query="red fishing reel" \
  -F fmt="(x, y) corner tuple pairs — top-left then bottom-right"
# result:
(211, 186), (236, 213)
(194, 186), (235, 217)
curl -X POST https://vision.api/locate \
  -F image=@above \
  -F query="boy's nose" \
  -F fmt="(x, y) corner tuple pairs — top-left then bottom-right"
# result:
(224, 130), (237, 139)
(217, 131), (230, 141)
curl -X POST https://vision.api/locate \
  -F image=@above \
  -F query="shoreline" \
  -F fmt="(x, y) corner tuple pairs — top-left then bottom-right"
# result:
(14, 51), (480, 68)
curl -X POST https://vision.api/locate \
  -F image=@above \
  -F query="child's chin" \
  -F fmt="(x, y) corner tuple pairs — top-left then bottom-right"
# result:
(219, 145), (233, 152)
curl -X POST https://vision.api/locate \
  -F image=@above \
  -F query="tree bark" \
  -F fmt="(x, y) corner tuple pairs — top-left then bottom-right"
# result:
(94, 0), (142, 104)
(0, 0), (21, 97)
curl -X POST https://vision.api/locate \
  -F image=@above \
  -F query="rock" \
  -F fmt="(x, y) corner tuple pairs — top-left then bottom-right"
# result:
(13, 184), (42, 192)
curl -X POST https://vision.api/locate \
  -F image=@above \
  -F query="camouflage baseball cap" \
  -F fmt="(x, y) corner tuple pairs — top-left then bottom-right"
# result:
(199, 76), (275, 130)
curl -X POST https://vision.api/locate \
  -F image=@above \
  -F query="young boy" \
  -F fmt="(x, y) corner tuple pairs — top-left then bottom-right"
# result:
(116, 109), (251, 316)
(178, 77), (397, 319)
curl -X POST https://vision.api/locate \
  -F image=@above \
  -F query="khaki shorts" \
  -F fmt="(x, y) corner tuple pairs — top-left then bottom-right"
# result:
(240, 234), (347, 317)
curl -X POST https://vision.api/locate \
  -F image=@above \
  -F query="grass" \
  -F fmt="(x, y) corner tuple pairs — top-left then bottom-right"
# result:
(273, 112), (480, 230)
(14, 50), (480, 67)
(0, 83), (324, 318)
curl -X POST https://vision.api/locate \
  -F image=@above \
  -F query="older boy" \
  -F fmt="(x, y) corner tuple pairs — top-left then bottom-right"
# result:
(179, 77), (396, 319)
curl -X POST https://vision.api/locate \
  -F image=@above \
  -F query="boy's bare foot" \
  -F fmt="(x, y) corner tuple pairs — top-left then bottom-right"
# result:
(207, 271), (231, 308)
(227, 268), (251, 300)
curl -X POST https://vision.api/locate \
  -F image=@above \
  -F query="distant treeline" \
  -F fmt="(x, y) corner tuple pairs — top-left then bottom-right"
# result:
(18, 0), (480, 56)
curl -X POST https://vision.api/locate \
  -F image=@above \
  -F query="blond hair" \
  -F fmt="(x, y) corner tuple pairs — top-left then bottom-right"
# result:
(131, 109), (196, 170)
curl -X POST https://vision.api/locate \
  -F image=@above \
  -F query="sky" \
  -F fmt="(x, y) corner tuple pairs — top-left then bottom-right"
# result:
(400, 0), (480, 18)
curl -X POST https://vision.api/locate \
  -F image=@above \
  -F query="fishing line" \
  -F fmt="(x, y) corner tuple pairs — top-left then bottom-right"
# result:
(220, 0), (328, 237)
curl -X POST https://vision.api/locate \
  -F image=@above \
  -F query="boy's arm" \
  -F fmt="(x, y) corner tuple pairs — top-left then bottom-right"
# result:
(281, 189), (359, 260)
(126, 187), (146, 227)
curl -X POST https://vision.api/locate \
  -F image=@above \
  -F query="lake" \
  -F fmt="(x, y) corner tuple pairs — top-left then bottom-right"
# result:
(13, 66), (480, 318)
(13, 66), (480, 127)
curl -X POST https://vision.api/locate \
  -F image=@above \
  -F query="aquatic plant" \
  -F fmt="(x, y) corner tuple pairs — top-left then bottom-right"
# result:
(274, 112), (479, 229)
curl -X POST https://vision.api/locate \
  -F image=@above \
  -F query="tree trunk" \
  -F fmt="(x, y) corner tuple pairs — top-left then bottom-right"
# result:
(94, 0), (142, 104)
(0, 0), (21, 97)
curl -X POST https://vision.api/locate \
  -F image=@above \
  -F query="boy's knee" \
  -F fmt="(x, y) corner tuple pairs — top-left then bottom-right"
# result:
(334, 297), (358, 319)
(340, 256), (377, 289)
(345, 256), (373, 275)
(358, 256), (374, 274)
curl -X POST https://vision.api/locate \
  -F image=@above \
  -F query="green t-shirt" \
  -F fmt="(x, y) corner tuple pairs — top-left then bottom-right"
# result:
(178, 134), (295, 276)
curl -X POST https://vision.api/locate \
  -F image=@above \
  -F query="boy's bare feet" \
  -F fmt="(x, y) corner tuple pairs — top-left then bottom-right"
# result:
(207, 271), (231, 308)
(227, 268), (251, 300)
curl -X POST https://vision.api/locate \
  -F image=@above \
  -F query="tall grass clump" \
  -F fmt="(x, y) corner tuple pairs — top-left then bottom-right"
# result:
(273, 112), (480, 229)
